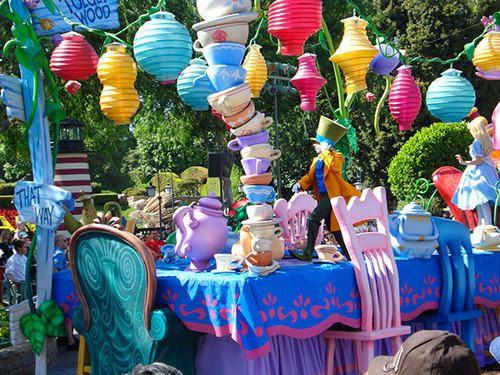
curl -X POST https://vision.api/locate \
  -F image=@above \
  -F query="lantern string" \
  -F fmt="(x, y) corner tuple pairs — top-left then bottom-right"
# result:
(248, 18), (266, 46)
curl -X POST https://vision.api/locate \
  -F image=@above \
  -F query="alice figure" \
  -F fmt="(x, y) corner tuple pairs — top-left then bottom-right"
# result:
(291, 117), (361, 261)
(452, 113), (499, 225)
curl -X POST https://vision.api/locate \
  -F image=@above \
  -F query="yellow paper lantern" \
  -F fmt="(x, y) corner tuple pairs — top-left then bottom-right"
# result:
(329, 17), (378, 95)
(97, 43), (139, 125)
(473, 31), (500, 72)
(243, 44), (268, 98)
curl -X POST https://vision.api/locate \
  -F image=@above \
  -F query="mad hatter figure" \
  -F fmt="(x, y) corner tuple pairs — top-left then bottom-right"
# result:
(291, 116), (361, 261)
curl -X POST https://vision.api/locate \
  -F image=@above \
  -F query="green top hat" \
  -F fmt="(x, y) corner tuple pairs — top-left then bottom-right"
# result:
(310, 116), (348, 147)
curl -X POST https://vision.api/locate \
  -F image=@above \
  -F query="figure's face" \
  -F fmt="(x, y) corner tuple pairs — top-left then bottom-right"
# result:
(151, 231), (159, 240)
(19, 241), (30, 255)
(56, 236), (68, 250)
(314, 143), (322, 154)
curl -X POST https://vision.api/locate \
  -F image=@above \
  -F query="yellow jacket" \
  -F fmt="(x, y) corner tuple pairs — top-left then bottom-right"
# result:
(298, 150), (361, 231)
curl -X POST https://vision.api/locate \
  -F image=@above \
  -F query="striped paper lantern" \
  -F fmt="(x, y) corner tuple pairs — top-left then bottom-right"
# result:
(389, 66), (421, 131)
(133, 11), (192, 81)
(50, 32), (98, 81)
(177, 59), (213, 111)
(426, 68), (475, 123)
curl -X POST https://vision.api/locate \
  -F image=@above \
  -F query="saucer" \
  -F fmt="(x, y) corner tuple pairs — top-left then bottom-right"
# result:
(193, 12), (258, 31)
(246, 260), (280, 276)
(242, 218), (281, 226)
(211, 269), (238, 273)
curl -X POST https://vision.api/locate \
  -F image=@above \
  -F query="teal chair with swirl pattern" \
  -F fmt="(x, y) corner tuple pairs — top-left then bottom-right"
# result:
(69, 224), (169, 375)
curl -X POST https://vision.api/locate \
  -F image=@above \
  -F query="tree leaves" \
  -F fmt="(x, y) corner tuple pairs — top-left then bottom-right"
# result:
(20, 313), (46, 355)
(40, 300), (66, 337)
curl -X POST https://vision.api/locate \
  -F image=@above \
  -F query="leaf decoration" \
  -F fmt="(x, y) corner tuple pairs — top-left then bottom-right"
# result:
(14, 45), (44, 71)
(45, 100), (66, 123)
(12, 24), (30, 43)
(42, 0), (58, 14)
(318, 30), (329, 52)
(40, 300), (66, 337)
(0, 1), (15, 21)
(20, 313), (46, 355)
(464, 42), (475, 61)
(493, 12), (500, 27)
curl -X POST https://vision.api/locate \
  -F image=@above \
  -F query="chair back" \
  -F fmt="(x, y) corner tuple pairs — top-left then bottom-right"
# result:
(331, 187), (402, 332)
(432, 166), (478, 229)
(274, 192), (323, 249)
(69, 224), (158, 375)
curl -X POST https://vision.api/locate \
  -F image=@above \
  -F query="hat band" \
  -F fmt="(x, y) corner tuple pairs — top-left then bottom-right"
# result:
(315, 134), (337, 147)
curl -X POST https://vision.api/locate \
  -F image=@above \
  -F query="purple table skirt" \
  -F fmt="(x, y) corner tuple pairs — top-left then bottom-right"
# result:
(196, 306), (500, 375)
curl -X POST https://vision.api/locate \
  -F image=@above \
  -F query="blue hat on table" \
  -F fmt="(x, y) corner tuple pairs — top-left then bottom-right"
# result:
(310, 116), (348, 147)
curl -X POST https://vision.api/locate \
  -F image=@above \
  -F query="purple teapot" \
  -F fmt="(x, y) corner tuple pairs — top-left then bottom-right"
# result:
(174, 192), (228, 271)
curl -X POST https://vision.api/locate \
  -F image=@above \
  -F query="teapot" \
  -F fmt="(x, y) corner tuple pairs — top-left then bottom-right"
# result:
(174, 192), (228, 271)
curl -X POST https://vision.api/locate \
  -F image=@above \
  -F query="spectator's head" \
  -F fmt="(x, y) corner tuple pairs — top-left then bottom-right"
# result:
(55, 234), (68, 250)
(0, 229), (12, 243)
(13, 239), (29, 255)
(128, 363), (183, 375)
(368, 330), (480, 375)
(150, 230), (159, 241)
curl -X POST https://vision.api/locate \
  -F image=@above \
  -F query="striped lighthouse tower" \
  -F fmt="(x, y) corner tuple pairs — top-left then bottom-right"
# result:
(54, 118), (92, 237)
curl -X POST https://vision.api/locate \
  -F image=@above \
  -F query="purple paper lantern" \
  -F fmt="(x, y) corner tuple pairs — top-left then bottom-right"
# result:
(370, 41), (400, 76)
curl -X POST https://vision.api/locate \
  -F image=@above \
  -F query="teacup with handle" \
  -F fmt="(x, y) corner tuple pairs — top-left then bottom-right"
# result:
(240, 143), (282, 161)
(230, 112), (273, 137)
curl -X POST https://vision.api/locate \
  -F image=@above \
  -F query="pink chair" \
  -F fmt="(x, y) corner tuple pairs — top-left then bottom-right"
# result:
(274, 192), (323, 250)
(324, 187), (411, 375)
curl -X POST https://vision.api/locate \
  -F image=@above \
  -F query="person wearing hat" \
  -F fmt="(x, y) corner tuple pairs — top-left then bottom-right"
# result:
(367, 330), (480, 375)
(290, 116), (361, 261)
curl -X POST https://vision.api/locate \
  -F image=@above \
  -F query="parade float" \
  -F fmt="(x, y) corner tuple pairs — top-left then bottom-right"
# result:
(0, 0), (498, 374)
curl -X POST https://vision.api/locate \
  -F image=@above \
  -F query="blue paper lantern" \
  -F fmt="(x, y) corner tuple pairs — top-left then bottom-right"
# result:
(177, 59), (213, 111)
(133, 11), (192, 81)
(426, 68), (476, 123)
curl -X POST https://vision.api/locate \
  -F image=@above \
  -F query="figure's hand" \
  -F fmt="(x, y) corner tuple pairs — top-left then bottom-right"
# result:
(292, 183), (301, 193)
(455, 154), (464, 165)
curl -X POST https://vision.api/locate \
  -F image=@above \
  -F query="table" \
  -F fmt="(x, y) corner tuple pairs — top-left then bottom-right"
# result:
(53, 251), (500, 361)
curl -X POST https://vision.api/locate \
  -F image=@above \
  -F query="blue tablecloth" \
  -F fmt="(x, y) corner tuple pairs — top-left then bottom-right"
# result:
(52, 251), (500, 359)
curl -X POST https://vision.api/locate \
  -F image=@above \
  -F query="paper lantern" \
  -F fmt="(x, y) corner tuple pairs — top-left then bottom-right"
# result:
(50, 32), (98, 81)
(493, 101), (500, 150)
(133, 11), (192, 81)
(369, 41), (400, 75)
(97, 43), (139, 125)
(177, 59), (213, 111)
(267, 0), (322, 56)
(389, 66), (421, 131)
(426, 68), (476, 123)
(329, 17), (378, 95)
(290, 53), (326, 112)
(243, 44), (268, 98)
(473, 31), (500, 72)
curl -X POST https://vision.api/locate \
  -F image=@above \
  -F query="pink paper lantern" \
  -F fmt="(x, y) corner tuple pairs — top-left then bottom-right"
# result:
(267, 0), (322, 56)
(290, 53), (326, 112)
(493, 101), (500, 150)
(388, 66), (421, 131)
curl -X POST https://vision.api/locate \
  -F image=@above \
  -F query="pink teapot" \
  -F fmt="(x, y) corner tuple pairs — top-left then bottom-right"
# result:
(174, 192), (228, 271)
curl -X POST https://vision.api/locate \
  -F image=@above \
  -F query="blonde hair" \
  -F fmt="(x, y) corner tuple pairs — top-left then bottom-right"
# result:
(0, 229), (11, 243)
(468, 116), (493, 155)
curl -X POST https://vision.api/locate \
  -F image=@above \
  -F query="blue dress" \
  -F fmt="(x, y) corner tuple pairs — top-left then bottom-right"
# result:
(452, 140), (499, 210)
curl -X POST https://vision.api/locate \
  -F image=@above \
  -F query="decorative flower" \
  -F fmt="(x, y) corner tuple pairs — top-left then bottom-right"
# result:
(40, 18), (55, 31)
(65, 81), (81, 94)
(52, 34), (63, 47)
(23, 0), (39, 10)
(212, 29), (228, 43)
(365, 92), (376, 102)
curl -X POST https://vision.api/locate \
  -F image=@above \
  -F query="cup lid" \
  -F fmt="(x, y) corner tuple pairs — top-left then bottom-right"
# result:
(198, 192), (222, 210)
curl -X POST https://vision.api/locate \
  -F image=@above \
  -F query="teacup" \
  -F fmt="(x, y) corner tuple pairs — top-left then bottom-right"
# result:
(246, 203), (274, 222)
(222, 100), (255, 128)
(230, 112), (273, 137)
(203, 42), (246, 66)
(241, 157), (271, 175)
(251, 238), (274, 253)
(194, 64), (247, 93)
(245, 250), (273, 267)
(243, 185), (276, 204)
(208, 83), (251, 116)
(249, 224), (283, 240)
(240, 143), (282, 161)
(240, 172), (273, 186)
(214, 253), (244, 271)
(227, 130), (269, 151)
(193, 13), (258, 51)
(315, 245), (344, 263)
(196, 0), (252, 21)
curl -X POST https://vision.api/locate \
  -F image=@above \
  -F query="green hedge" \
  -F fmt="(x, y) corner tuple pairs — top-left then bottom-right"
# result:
(0, 196), (14, 208)
(122, 187), (147, 197)
(388, 122), (472, 203)
(0, 183), (16, 195)
(93, 193), (119, 206)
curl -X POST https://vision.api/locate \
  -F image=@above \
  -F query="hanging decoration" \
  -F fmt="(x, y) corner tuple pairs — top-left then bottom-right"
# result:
(329, 17), (378, 95)
(369, 40), (401, 75)
(97, 43), (139, 125)
(426, 68), (476, 123)
(473, 31), (500, 72)
(177, 59), (213, 111)
(243, 44), (268, 98)
(389, 66), (421, 131)
(267, 0), (322, 56)
(290, 53), (326, 112)
(49, 32), (98, 81)
(133, 11), (192, 82)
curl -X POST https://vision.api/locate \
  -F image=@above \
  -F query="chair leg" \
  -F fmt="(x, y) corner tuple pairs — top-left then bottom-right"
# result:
(354, 340), (374, 375)
(462, 319), (475, 352)
(324, 337), (335, 375)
